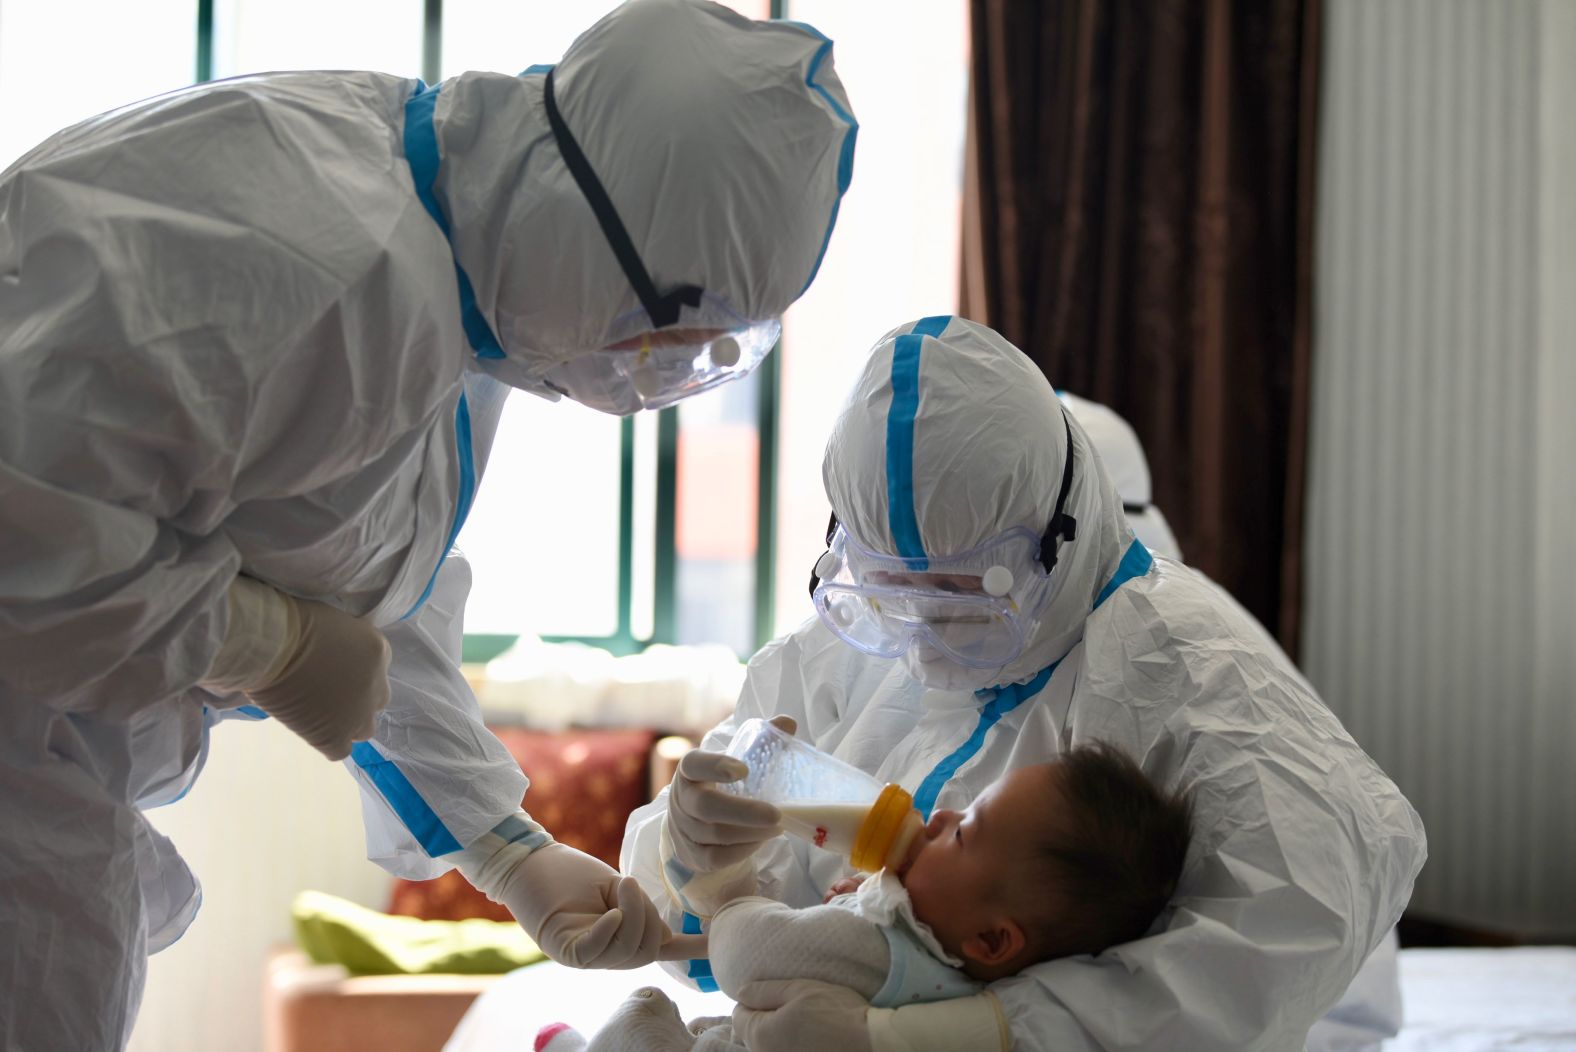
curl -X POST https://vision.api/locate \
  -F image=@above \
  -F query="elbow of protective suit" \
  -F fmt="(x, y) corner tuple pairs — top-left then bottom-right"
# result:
(201, 576), (392, 761)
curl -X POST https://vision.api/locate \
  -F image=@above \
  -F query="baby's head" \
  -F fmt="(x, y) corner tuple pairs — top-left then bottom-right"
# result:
(896, 743), (1192, 980)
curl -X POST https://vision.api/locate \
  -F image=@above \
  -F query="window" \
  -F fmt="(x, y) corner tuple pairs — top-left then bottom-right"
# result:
(771, 1), (971, 636)
(0, 0), (196, 169)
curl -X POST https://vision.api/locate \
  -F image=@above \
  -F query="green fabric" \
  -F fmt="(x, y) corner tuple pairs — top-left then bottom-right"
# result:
(292, 890), (547, 976)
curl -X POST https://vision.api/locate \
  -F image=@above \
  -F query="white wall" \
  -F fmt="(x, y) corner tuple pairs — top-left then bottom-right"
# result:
(1302, 0), (1576, 937)
(128, 721), (393, 1052)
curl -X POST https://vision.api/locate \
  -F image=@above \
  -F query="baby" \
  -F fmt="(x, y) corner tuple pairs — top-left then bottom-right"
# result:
(544, 741), (1192, 1052)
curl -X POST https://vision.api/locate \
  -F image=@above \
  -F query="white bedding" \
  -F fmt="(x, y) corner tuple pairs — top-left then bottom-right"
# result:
(443, 962), (733, 1052)
(443, 948), (1576, 1052)
(1384, 947), (1576, 1051)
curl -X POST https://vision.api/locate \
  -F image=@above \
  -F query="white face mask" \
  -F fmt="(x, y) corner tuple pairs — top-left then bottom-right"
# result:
(902, 642), (1005, 693)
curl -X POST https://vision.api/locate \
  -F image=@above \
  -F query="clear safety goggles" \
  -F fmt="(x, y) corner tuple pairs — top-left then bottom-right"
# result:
(537, 66), (781, 416)
(810, 524), (1059, 670)
(542, 313), (780, 416)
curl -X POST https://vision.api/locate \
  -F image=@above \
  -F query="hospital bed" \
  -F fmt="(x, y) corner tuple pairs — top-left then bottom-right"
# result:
(433, 944), (1576, 1051)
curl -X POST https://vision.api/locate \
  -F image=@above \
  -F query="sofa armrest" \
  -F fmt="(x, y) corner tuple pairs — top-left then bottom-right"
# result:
(649, 735), (695, 800)
(263, 947), (499, 1052)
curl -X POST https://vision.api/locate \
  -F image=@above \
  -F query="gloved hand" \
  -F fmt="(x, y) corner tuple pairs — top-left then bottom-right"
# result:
(202, 576), (390, 761)
(481, 840), (707, 969)
(731, 979), (873, 1052)
(665, 714), (796, 874)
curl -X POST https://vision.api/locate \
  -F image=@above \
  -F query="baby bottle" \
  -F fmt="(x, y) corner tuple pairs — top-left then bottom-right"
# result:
(718, 718), (924, 873)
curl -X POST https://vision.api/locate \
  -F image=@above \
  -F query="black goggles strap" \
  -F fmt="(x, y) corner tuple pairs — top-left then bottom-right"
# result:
(1039, 410), (1079, 573)
(807, 511), (841, 600)
(543, 68), (703, 329)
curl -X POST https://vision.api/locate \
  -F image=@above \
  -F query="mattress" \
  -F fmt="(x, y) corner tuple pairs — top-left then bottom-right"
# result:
(442, 947), (1576, 1051)
(1385, 947), (1576, 1051)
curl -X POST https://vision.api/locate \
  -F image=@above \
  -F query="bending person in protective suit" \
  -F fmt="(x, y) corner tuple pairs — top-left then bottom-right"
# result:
(0, 1), (855, 1048)
(621, 317), (1425, 1051)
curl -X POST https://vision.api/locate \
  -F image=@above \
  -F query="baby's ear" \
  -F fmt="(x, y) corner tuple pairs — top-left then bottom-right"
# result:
(962, 918), (1026, 968)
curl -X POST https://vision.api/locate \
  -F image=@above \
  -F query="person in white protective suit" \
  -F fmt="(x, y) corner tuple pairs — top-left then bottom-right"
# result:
(621, 316), (1426, 1051)
(1063, 389), (1407, 1052)
(0, 1), (856, 1048)
(1056, 391), (1182, 560)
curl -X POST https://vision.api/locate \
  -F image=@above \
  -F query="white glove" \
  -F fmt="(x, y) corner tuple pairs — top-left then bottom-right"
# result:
(202, 576), (390, 761)
(665, 715), (796, 873)
(734, 981), (1010, 1052)
(457, 824), (706, 969)
(731, 979), (873, 1052)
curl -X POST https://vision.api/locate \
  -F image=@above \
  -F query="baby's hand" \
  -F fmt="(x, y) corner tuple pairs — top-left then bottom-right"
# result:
(821, 874), (866, 903)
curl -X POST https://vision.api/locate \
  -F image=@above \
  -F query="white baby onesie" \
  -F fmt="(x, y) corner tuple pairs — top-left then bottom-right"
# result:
(707, 871), (984, 1009)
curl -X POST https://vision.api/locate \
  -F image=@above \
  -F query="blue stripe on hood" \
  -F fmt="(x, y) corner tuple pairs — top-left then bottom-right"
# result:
(787, 23), (858, 296)
(884, 315), (952, 565)
(403, 81), (506, 361)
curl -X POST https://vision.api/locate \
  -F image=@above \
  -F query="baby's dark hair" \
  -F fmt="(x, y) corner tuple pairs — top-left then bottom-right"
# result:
(1022, 741), (1192, 960)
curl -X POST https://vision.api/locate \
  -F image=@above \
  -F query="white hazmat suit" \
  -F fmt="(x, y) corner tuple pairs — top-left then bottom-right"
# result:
(623, 317), (1425, 1051)
(1057, 391), (1181, 560)
(0, 1), (855, 1048)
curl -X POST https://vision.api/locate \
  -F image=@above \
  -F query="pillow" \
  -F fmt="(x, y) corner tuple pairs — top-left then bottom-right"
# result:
(387, 726), (657, 922)
(294, 890), (545, 975)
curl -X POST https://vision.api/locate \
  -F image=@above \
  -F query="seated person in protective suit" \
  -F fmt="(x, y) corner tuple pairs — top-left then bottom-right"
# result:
(614, 316), (1424, 1052)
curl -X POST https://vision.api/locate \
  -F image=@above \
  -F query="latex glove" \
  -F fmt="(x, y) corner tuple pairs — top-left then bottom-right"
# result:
(665, 714), (796, 873)
(731, 979), (873, 1052)
(202, 576), (390, 761)
(485, 841), (707, 969)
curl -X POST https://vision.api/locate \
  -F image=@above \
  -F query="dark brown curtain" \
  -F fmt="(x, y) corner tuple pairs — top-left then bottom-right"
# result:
(961, 0), (1321, 656)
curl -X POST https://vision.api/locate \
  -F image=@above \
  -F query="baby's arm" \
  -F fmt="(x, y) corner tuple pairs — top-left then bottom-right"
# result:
(707, 896), (889, 1003)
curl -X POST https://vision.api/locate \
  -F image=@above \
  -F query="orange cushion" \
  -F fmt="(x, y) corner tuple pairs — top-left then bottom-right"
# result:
(386, 727), (657, 922)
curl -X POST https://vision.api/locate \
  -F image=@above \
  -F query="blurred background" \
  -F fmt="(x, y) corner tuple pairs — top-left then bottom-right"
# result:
(0, 1), (1568, 1049)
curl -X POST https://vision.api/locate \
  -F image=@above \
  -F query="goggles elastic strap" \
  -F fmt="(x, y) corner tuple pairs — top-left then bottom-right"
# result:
(807, 511), (841, 599)
(543, 68), (703, 329)
(1039, 409), (1079, 573)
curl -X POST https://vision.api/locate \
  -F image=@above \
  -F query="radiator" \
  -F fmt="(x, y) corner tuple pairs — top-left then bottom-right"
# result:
(1302, 0), (1576, 937)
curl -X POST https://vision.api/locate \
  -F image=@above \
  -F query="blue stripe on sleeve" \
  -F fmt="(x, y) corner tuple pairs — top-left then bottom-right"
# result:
(351, 741), (463, 856)
(402, 389), (477, 619)
(682, 912), (720, 993)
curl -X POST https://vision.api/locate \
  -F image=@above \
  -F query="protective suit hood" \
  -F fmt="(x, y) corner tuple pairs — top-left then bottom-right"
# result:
(821, 317), (1134, 685)
(1057, 390), (1182, 560)
(433, 0), (855, 397)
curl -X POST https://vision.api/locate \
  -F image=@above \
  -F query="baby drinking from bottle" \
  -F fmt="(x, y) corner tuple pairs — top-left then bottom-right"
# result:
(704, 738), (1194, 1004)
(546, 735), (1191, 1052)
